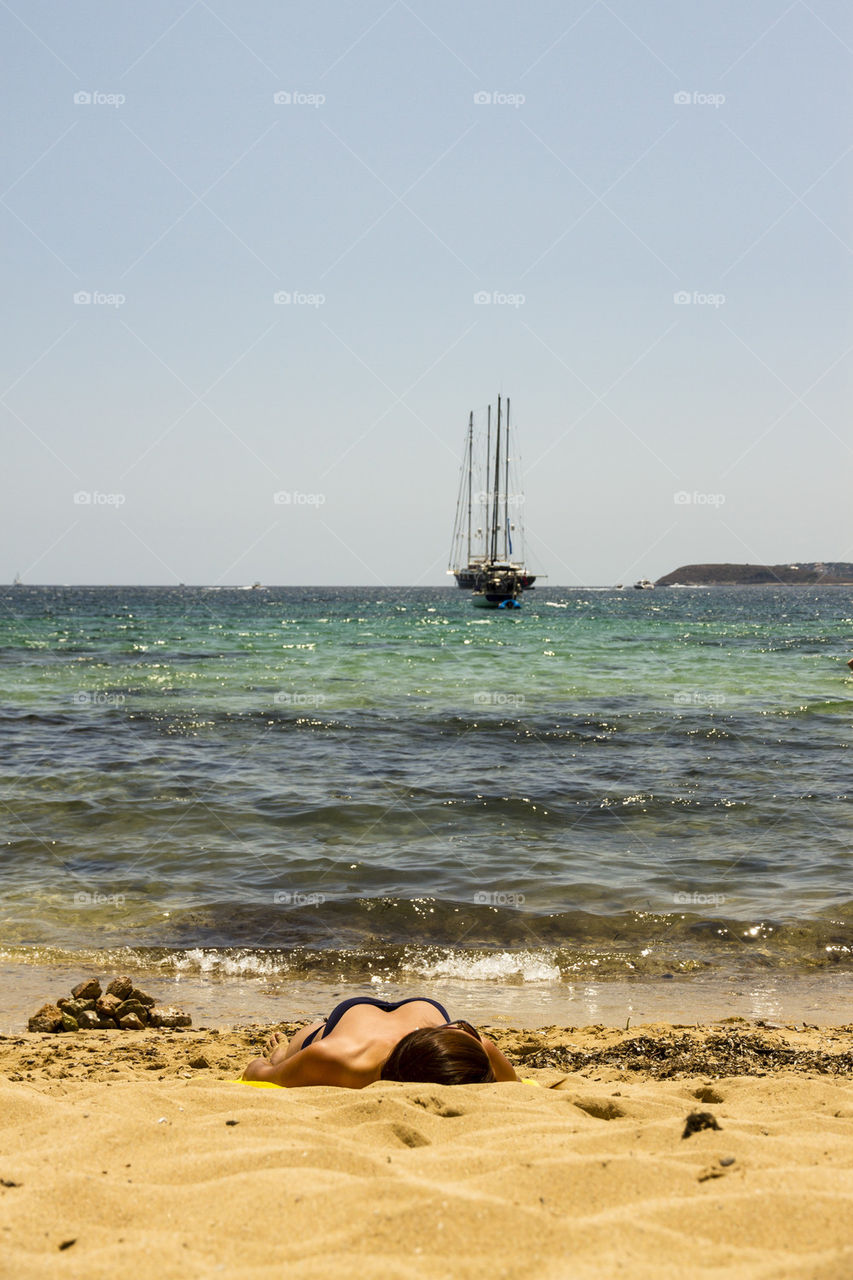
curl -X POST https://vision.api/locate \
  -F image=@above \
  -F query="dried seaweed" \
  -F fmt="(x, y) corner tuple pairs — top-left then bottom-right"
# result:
(517, 1030), (853, 1077)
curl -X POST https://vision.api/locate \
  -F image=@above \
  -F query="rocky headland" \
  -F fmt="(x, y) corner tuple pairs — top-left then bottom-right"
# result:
(656, 562), (853, 586)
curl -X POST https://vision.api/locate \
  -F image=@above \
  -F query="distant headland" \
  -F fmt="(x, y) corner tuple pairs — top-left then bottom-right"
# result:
(656, 562), (853, 586)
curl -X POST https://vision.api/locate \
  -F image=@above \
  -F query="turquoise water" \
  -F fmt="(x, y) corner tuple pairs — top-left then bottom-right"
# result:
(1, 584), (851, 1013)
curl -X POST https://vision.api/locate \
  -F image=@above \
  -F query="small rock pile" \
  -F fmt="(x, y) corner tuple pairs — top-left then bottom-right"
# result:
(28, 976), (192, 1033)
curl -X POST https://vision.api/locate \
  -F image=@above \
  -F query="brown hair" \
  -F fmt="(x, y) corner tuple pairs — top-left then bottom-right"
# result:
(380, 1026), (495, 1085)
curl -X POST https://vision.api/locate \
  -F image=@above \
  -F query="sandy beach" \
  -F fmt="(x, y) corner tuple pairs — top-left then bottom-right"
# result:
(2, 1020), (852, 1279)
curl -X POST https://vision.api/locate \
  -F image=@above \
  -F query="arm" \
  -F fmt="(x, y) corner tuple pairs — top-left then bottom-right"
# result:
(242, 1042), (369, 1089)
(482, 1037), (519, 1082)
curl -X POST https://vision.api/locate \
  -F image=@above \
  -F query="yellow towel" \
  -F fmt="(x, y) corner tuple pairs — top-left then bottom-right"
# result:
(234, 1077), (539, 1089)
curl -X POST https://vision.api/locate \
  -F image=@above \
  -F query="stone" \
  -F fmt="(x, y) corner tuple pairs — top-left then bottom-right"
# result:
(130, 988), (156, 1007)
(96, 993), (123, 1019)
(61, 1011), (79, 1032)
(682, 1111), (722, 1139)
(148, 1006), (192, 1029)
(71, 978), (102, 1001)
(115, 1000), (149, 1024)
(118, 1013), (145, 1031)
(75, 1010), (101, 1030)
(106, 976), (134, 1001)
(97, 1015), (118, 1030)
(58, 999), (88, 1019)
(28, 1004), (63, 1033)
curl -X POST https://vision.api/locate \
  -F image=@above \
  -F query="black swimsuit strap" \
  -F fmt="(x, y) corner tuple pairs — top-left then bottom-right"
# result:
(301, 995), (451, 1047)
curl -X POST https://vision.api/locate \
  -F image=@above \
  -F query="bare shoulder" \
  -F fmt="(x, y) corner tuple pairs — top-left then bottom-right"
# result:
(481, 1036), (520, 1082)
(243, 1039), (372, 1089)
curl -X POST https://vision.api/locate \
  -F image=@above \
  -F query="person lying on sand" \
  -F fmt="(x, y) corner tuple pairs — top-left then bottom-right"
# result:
(242, 995), (519, 1088)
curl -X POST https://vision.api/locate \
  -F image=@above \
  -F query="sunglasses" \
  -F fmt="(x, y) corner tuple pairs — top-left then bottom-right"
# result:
(446, 1019), (482, 1041)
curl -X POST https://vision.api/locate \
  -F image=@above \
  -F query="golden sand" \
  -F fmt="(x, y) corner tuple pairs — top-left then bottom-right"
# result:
(2, 1022), (852, 1279)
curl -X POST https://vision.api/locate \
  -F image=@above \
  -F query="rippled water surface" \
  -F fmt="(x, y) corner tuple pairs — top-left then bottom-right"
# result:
(1, 584), (851, 1018)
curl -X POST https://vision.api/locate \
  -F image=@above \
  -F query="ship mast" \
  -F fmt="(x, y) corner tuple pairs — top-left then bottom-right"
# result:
(505, 398), (511, 560)
(466, 411), (473, 563)
(485, 403), (491, 561)
(491, 395), (502, 562)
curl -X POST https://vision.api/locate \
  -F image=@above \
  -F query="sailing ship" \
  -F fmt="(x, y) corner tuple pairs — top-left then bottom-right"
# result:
(448, 395), (539, 608)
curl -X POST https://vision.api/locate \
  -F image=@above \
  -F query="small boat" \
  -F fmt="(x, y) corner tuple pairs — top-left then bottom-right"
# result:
(448, 396), (540, 608)
(633, 578), (655, 590)
(472, 562), (523, 609)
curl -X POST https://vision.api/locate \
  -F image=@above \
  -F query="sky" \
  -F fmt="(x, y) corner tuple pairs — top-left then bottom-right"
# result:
(2, 0), (851, 586)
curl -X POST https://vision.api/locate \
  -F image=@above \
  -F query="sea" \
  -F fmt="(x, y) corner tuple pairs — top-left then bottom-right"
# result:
(2, 584), (851, 1032)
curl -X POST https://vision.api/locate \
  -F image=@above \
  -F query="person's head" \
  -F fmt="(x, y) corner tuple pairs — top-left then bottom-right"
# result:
(380, 1021), (495, 1085)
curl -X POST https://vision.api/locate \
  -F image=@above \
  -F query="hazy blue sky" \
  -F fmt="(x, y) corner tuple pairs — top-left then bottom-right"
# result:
(2, 0), (851, 585)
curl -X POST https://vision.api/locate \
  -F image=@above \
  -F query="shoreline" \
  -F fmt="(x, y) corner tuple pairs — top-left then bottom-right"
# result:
(3, 960), (853, 1036)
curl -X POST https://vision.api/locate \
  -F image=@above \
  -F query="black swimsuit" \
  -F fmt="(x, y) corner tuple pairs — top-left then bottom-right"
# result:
(301, 995), (451, 1048)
